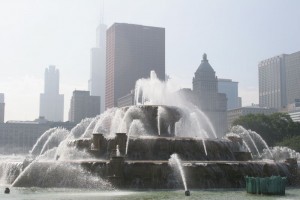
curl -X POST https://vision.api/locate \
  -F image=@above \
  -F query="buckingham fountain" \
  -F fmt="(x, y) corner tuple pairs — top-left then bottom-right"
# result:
(0, 71), (299, 191)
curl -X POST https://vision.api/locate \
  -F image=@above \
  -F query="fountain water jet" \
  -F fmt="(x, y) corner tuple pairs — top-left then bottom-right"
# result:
(169, 154), (188, 191)
(229, 126), (274, 159)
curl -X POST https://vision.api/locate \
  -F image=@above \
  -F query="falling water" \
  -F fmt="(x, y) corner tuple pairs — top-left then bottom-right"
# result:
(194, 109), (217, 138)
(190, 113), (208, 156)
(116, 145), (120, 157)
(125, 120), (146, 155)
(248, 130), (274, 158)
(134, 70), (217, 138)
(81, 116), (101, 138)
(169, 153), (188, 191)
(229, 125), (274, 158)
(262, 146), (300, 161)
(30, 128), (58, 155)
(93, 108), (117, 136)
(157, 107), (162, 136)
(0, 155), (23, 185)
(40, 128), (69, 155)
(244, 131), (261, 157)
(125, 129), (132, 155)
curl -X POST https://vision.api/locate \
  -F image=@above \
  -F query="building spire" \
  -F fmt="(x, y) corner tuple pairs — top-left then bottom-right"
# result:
(203, 53), (207, 61)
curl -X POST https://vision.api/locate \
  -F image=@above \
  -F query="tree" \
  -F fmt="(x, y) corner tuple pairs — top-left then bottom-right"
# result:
(232, 113), (300, 146)
(276, 135), (300, 152)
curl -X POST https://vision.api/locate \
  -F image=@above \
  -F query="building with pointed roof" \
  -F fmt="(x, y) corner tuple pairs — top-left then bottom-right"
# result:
(192, 54), (228, 137)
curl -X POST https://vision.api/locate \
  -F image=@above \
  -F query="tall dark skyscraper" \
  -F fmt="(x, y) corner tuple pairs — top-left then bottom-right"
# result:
(105, 23), (165, 109)
(89, 22), (106, 113)
(0, 93), (4, 123)
(40, 65), (64, 122)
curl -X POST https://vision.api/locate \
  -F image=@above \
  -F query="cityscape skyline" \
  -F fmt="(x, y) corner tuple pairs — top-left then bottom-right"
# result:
(0, 0), (300, 121)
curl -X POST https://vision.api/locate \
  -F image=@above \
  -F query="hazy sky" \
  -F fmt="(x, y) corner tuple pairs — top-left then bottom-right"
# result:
(0, 0), (299, 121)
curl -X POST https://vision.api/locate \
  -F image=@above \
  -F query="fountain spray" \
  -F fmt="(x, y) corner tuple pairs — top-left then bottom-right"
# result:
(169, 153), (190, 196)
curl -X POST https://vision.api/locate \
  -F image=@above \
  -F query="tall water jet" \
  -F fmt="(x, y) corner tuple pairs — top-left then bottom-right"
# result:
(134, 70), (217, 138)
(169, 154), (188, 192)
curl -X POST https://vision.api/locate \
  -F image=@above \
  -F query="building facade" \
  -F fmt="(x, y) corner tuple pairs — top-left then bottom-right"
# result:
(89, 23), (107, 113)
(218, 78), (241, 110)
(192, 54), (228, 137)
(259, 51), (300, 110)
(117, 90), (135, 107)
(105, 23), (165, 109)
(259, 55), (286, 109)
(285, 51), (300, 105)
(0, 120), (75, 154)
(286, 99), (300, 122)
(40, 66), (64, 122)
(0, 93), (4, 123)
(0, 122), (50, 154)
(68, 90), (100, 123)
(227, 105), (277, 128)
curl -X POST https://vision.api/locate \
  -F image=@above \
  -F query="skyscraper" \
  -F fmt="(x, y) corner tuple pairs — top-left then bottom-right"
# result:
(258, 54), (286, 109)
(259, 51), (300, 110)
(0, 93), (4, 123)
(105, 23), (165, 109)
(68, 90), (100, 123)
(40, 65), (64, 122)
(285, 51), (300, 105)
(218, 78), (241, 110)
(89, 23), (107, 113)
(192, 54), (227, 136)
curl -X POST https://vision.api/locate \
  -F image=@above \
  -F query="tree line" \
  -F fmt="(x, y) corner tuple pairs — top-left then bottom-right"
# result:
(232, 113), (300, 152)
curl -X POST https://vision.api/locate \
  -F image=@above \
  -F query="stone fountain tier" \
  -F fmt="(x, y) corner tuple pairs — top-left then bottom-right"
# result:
(120, 105), (182, 136)
(88, 133), (251, 161)
(10, 159), (296, 189)
(12, 159), (294, 189)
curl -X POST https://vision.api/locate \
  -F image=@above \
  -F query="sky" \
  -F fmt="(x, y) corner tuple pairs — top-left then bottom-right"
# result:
(0, 0), (300, 121)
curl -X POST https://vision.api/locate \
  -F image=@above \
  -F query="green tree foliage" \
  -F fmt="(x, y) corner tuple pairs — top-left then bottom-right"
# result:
(232, 113), (300, 146)
(276, 135), (300, 152)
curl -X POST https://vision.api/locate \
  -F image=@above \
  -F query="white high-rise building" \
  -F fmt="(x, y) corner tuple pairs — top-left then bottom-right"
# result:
(89, 22), (106, 113)
(258, 54), (286, 109)
(285, 51), (300, 105)
(259, 51), (300, 110)
(218, 78), (241, 110)
(40, 66), (64, 122)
